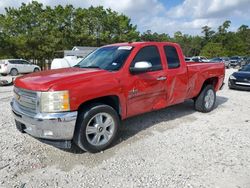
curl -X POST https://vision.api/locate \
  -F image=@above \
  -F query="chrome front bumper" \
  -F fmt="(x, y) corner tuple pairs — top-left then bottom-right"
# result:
(11, 99), (78, 140)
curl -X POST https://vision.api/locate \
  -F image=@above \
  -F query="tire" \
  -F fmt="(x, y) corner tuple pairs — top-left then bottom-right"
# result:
(34, 68), (40, 72)
(10, 68), (18, 76)
(194, 85), (216, 113)
(73, 103), (120, 153)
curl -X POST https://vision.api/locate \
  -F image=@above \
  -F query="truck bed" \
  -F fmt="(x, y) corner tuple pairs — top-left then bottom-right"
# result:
(186, 62), (225, 99)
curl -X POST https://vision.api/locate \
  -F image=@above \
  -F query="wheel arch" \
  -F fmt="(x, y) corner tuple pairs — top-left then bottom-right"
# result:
(77, 95), (122, 119)
(34, 67), (40, 71)
(195, 77), (218, 99)
(202, 77), (218, 90)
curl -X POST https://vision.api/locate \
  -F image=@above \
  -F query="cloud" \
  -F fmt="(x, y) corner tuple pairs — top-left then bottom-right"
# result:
(0, 0), (167, 33)
(140, 16), (223, 36)
(167, 0), (250, 19)
(0, 0), (249, 36)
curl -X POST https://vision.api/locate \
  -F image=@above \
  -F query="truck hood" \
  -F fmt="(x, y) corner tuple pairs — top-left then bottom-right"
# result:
(15, 68), (109, 91)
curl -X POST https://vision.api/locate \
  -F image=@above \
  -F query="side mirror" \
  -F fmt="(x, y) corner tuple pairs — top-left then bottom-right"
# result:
(130, 61), (152, 74)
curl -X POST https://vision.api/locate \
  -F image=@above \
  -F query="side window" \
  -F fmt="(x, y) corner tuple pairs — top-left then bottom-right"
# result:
(18, 60), (24, 64)
(21, 60), (29, 64)
(9, 60), (19, 64)
(164, 46), (180, 69)
(131, 46), (162, 71)
(192, 58), (199, 62)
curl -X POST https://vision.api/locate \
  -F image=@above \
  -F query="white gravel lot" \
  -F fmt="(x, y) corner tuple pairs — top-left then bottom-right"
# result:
(0, 69), (250, 188)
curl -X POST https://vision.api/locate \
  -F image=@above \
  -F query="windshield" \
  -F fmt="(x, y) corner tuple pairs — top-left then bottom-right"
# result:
(210, 58), (221, 61)
(76, 46), (133, 71)
(240, 65), (250, 72)
(231, 57), (240, 60)
(221, 57), (229, 60)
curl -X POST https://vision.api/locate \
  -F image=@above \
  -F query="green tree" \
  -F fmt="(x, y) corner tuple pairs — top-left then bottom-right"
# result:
(237, 25), (250, 55)
(218, 20), (231, 34)
(200, 42), (226, 58)
(0, 1), (140, 66)
(140, 30), (170, 42)
(202, 26), (215, 42)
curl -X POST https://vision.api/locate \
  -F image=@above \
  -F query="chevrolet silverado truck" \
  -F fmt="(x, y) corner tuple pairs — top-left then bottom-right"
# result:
(11, 42), (225, 152)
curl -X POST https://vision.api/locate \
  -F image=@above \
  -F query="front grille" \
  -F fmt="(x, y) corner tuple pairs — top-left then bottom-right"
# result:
(14, 87), (37, 115)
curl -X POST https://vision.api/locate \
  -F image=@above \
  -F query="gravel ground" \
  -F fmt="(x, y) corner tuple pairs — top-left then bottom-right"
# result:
(0, 69), (250, 188)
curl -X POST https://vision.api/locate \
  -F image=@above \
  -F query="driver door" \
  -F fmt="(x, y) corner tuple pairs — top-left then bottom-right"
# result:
(126, 45), (167, 117)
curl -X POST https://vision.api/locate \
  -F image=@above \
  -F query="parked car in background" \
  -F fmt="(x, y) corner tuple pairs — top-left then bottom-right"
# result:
(191, 56), (209, 62)
(209, 57), (230, 68)
(229, 56), (242, 67)
(242, 56), (250, 66)
(51, 56), (82, 69)
(220, 57), (231, 68)
(246, 57), (250, 65)
(0, 59), (40, 76)
(185, 57), (192, 62)
(51, 46), (97, 69)
(185, 56), (209, 63)
(228, 64), (250, 90)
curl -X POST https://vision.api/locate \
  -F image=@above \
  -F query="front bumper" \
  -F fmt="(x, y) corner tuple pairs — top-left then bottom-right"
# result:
(228, 79), (250, 91)
(11, 99), (78, 141)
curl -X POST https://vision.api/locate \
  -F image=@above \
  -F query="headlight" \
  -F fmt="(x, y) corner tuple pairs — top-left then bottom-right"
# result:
(229, 75), (236, 80)
(40, 91), (70, 113)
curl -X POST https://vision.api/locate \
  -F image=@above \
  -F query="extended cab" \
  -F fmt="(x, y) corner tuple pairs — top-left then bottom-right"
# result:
(11, 42), (225, 152)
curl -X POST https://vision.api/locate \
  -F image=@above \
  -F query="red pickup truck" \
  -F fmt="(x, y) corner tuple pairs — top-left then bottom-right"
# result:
(11, 42), (225, 152)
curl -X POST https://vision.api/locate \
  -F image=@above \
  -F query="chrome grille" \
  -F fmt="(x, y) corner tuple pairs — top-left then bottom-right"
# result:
(14, 87), (37, 115)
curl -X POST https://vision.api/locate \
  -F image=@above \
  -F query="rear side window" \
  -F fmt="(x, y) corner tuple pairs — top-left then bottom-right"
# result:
(131, 46), (162, 71)
(164, 46), (180, 69)
(21, 60), (29, 64)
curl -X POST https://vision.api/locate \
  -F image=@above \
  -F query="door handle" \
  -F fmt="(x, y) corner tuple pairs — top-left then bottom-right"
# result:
(157, 76), (167, 81)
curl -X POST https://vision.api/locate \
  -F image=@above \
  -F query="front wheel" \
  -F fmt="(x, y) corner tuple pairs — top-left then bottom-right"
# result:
(194, 85), (216, 113)
(73, 104), (120, 153)
(34, 68), (40, 72)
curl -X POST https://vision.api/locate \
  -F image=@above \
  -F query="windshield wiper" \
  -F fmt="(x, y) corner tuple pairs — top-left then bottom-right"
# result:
(80, 65), (101, 69)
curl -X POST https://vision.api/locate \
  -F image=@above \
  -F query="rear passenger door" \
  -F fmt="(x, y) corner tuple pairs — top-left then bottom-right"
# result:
(163, 45), (188, 105)
(16, 60), (27, 73)
(20, 60), (33, 73)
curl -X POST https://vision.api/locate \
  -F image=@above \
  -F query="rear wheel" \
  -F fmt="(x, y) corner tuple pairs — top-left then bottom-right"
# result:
(34, 68), (40, 72)
(73, 104), (120, 153)
(10, 68), (18, 76)
(194, 85), (216, 113)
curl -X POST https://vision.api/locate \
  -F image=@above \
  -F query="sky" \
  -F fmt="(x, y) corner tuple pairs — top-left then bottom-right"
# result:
(0, 0), (250, 36)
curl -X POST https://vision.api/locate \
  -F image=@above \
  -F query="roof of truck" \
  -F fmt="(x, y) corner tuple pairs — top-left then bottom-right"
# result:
(105, 41), (178, 47)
